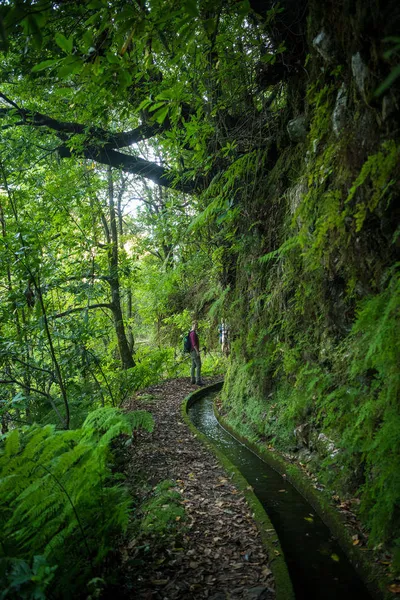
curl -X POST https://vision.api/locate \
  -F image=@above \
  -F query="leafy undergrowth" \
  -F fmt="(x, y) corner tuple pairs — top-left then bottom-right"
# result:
(139, 480), (186, 536)
(0, 407), (154, 599)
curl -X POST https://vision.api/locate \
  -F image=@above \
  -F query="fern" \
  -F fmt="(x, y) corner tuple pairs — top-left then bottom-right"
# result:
(346, 141), (399, 232)
(0, 406), (153, 597)
(139, 480), (185, 537)
(258, 235), (301, 264)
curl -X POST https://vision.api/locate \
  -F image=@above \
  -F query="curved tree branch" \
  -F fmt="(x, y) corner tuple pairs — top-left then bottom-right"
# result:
(0, 100), (202, 192)
(50, 303), (113, 319)
(58, 144), (198, 193)
(0, 105), (165, 147)
(0, 99), (203, 194)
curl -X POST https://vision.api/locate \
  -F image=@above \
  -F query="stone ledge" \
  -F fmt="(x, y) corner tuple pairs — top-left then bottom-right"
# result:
(182, 382), (295, 600)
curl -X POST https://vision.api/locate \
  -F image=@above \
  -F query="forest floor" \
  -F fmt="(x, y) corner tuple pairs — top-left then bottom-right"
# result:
(122, 377), (275, 600)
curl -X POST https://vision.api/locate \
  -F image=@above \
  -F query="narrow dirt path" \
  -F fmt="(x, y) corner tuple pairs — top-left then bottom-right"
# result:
(123, 378), (275, 600)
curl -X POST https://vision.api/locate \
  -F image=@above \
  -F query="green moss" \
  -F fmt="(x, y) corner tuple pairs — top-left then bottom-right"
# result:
(222, 268), (400, 565)
(321, 268), (400, 550)
(306, 82), (337, 144)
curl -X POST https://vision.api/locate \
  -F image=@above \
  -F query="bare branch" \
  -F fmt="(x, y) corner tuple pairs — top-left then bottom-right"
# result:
(0, 92), (21, 111)
(8, 356), (54, 376)
(50, 303), (113, 319)
(58, 144), (198, 192)
(0, 105), (165, 147)
(0, 378), (54, 400)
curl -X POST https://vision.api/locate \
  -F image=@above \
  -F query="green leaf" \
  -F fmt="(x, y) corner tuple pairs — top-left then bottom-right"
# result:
(383, 44), (400, 59)
(55, 32), (73, 54)
(183, 0), (199, 17)
(203, 18), (216, 36)
(237, 0), (251, 18)
(81, 30), (94, 52)
(383, 36), (400, 44)
(31, 59), (60, 73)
(5, 428), (20, 457)
(331, 553), (340, 562)
(88, 0), (106, 7)
(136, 98), (153, 112)
(152, 105), (170, 124)
(118, 69), (133, 88)
(23, 14), (43, 50)
(12, 391), (25, 405)
(156, 88), (179, 101)
(106, 52), (120, 64)
(260, 53), (275, 64)
(52, 87), (74, 96)
(58, 56), (83, 78)
(374, 65), (400, 97)
(149, 101), (167, 112)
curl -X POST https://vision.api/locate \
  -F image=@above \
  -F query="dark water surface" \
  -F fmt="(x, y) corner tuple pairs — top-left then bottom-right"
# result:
(188, 393), (373, 600)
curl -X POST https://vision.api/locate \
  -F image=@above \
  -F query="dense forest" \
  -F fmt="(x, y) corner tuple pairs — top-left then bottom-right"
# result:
(0, 0), (399, 598)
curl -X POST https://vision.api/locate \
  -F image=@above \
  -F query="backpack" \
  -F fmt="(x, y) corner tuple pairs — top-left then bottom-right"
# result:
(183, 331), (192, 353)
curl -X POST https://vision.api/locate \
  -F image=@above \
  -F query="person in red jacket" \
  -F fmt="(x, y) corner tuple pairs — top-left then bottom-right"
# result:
(189, 321), (203, 385)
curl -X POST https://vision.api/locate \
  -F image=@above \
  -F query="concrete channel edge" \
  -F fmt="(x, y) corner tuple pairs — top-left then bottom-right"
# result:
(181, 381), (295, 600)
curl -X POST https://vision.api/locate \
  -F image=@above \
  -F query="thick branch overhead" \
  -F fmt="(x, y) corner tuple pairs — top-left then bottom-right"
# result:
(0, 102), (197, 192)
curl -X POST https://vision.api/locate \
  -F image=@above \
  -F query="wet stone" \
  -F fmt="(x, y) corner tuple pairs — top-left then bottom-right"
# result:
(312, 30), (336, 63)
(351, 52), (369, 99)
(287, 116), (308, 142)
(332, 83), (348, 137)
(243, 586), (275, 600)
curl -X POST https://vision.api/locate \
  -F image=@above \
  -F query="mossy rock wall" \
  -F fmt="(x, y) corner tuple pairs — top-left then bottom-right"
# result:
(219, 0), (400, 568)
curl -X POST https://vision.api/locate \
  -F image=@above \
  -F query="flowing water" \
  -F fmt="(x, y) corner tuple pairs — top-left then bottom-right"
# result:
(188, 392), (373, 600)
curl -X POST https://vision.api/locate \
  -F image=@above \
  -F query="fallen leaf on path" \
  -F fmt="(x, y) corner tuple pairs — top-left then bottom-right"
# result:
(331, 553), (340, 562)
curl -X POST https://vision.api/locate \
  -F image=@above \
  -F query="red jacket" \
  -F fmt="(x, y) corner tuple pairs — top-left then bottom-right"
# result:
(189, 330), (199, 351)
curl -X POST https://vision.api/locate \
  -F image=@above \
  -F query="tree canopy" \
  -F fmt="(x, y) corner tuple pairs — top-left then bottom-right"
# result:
(0, 0), (284, 190)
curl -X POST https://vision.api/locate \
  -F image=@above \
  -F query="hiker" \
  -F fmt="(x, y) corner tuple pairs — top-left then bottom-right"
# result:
(219, 321), (230, 356)
(189, 321), (203, 385)
(218, 323), (223, 345)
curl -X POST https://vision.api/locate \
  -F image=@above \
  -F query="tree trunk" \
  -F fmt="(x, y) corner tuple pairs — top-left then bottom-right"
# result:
(117, 177), (135, 354)
(126, 288), (134, 353)
(107, 167), (135, 369)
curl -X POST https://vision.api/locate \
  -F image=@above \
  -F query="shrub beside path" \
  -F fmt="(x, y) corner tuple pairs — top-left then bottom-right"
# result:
(123, 377), (275, 600)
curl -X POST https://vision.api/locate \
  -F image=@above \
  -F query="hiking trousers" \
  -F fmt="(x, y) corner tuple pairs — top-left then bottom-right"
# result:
(190, 349), (202, 384)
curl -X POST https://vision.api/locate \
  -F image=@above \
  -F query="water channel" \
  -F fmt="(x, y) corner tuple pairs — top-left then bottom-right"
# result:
(188, 391), (374, 600)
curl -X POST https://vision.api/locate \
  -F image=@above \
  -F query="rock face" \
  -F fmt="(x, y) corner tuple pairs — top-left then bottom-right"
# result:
(287, 180), (308, 214)
(316, 433), (340, 458)
(351, 52), (369, 99)
(220, 0), (400, 557)
(287, 116), (308, 142)
(332, 84), (348, 137)
(294, 423), (311, 448)
(312, 30), (335, 62)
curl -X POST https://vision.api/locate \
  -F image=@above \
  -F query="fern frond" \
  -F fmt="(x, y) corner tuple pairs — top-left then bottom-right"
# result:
(0, 405), (149, 595)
